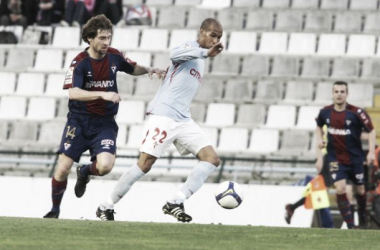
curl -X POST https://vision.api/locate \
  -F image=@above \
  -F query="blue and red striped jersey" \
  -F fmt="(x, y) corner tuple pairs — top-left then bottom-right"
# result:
(316, 103), (374, 165)
(63, 47), (135, 116)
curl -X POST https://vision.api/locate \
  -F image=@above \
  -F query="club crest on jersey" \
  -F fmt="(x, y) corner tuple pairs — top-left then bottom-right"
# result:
(111, 64), (117, 73)
(87, 71), (92, 77)
(326, 118), (330, 124)
(346, 120), (351, 126)
(64, 142), (71, 150)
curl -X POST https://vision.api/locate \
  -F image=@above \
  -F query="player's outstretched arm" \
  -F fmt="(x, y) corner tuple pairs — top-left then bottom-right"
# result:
(207, 42), (224, 57)
(132, 64), (165, 79)
(69, 87), (120, 103)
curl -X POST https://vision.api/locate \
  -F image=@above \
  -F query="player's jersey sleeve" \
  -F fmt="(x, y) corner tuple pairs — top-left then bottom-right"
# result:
(316, 109), (326, 127)
(357, 109), (374, 132)
(170, 41), (209, 64)
(117, 51), (135, 74)
(63, 61), (84, 89)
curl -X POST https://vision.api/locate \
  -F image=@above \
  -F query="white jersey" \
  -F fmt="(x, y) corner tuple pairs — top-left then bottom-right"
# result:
(146, 40), (209, 121)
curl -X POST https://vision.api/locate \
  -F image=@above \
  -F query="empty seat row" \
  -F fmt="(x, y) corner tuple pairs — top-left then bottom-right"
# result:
(0, 118), (316, 157)
(0, 96), (68, 120)
(1, 71), (373, 107)
(129, 0), (380, 11)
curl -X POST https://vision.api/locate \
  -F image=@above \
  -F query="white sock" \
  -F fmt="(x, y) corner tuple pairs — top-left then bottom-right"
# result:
(168, 161), (216, 204)
(100, 163), (144, 209)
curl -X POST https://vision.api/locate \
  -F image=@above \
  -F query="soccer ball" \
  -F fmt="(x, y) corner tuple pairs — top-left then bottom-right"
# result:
(215, 181), (243, 209)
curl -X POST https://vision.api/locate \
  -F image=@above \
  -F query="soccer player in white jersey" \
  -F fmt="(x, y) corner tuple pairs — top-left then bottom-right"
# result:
(96, 18), (224, 222)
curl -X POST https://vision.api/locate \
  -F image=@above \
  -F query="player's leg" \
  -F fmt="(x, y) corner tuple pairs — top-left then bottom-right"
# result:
(44, 118), (86, 218)
(285, 197), (306, 224)
(97, 115), (174, 220)
(75, 119), (118, 197)
(43, 154), (74, 218)
(75, 152), (116, 198)
(352, 163), (367, 228)
(96, 152), (157, 220)
(335, 179), (356, 229)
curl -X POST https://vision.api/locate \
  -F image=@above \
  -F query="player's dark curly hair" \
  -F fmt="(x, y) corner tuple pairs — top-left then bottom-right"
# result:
(82, 14), (113, 44)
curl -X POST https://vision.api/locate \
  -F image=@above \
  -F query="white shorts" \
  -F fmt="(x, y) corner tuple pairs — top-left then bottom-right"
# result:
(139, 115), (211, 158)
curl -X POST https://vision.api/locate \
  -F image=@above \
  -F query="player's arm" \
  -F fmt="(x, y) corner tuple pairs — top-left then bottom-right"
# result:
(315, 126), (325, 173)
(68, 87), (120, 103)
(170, 42), (223, 64)
(131, 64), (165, 79)
(367, 128), (376, 165)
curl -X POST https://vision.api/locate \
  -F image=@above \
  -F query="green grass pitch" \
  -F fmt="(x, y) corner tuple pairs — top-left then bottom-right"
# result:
(0, 217), (379, 250)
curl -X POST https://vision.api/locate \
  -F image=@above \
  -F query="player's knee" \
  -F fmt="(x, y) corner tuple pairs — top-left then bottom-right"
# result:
(97, 163), (114, 176)
(55, 164), (72, 179)
(205, 155), (220, 167)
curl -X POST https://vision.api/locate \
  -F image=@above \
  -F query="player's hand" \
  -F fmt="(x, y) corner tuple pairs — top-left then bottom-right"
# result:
(318, 140), (326, 149)
(147, 67), (166, 80)
(207, 42), (224, 57)
(101, 92), (121, 103)
(367, 151), (375, 166)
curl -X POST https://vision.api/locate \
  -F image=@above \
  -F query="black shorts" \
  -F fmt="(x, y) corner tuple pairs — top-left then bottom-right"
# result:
(57, 112), (118, 162)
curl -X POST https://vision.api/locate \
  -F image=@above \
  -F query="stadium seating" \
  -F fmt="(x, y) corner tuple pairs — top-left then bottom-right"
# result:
(169, 30), (197, 49)
(125, 51), (152, 67)
(274, 10), (303, 31)
(253, 80), (284, 104)
(140, 29), (168, 51)
(347, 34), (376, 57)
(63, 50), (82, 69)
(37, 120), (65, 149)
(5, 49), (34, 71)
(313, 81), (334, 106)
(133, 76), (161, 101)
(199, 0), (231, 9)
(190, 102), (206, 123)
(258, 32), (288, 54)
(0, 96), (27, 119)
(262, 0), (290, 9)
(320, 0), (348, 10)
(175, 0), (201, 6)
(227, 31), (257, 53)
(26, 97), (56, 120)
(241, 55), (269, 76)
(247, 128), (279, 154)
(274, 129), (310, 157)
(52, 27), (81, 48)
(210, 54), (240, 75)
(157, 7), (186, 28)
(16, 73), (45, 96)
(0, 49), (4, 68)
(317, 34), (346, 56)
(291, 0), (319, 9)
(34, 49), (63, 71)
(117, 74), (135, 98)
(111, 28), (140, 50)
(205, 103), (235, 127)
(187, 8), (215, 29)
(125, 125), (144, 150)
(152, 52), (170, 68)
(287, 33), (316, 55)
(364, 12), (380, 33)
(331, 58), (360, 79)
(218, 127), (249, 154)
(233, 0), (260, 8)
(301, 57), (330, 78)
(334, 12), (362, 33)
(304, 11), (332, 32)
(271, 57), (299, 77)
(280, 80), (314, 105)
(265, 105), (296, 129)
(45, 74), (67, 97)
(223, 79), (254, 103)
(350, 0), (378, 10)
(0, 72), (16, 95)
(296, 106), (322, 130)
(217, 8), (245, 30)
(236, 104), (266, 128)
(116, 100), (145, 124)
(246, 10), (274, 30)
(8, 121), (38, 146)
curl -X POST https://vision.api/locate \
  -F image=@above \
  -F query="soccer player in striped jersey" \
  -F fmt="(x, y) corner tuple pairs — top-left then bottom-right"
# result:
(315, 81), (376, 229)
(96, 18), (224, 222)
(43, 14), (164, 219)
